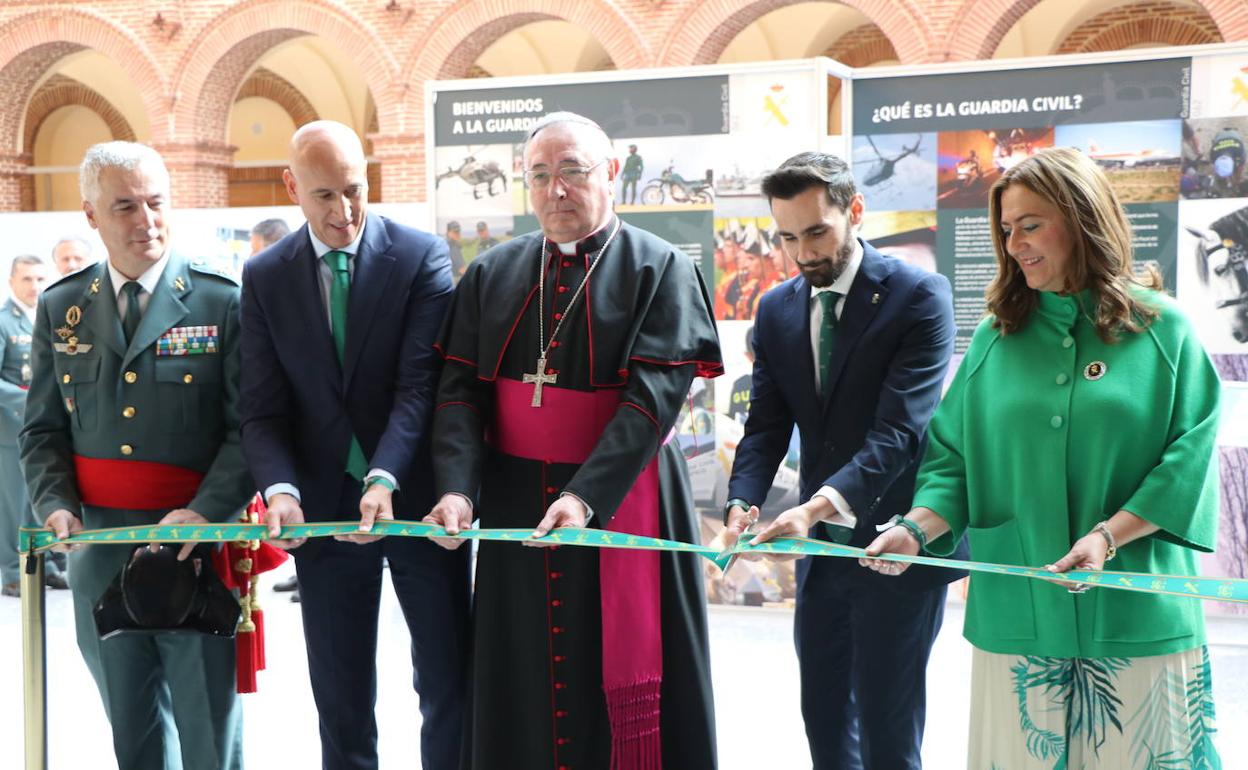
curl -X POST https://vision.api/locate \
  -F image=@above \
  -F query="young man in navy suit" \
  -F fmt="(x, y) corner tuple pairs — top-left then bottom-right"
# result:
(240, 120), (469, 770)
(724, 152), (965, 769)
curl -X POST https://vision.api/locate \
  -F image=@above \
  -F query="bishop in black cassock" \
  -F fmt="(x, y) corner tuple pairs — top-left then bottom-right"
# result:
(429, 113), (722, 770)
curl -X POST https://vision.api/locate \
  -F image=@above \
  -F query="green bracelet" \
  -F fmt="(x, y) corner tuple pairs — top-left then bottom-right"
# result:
(363, 476), (396, 493)
(891, 515), (928, 552)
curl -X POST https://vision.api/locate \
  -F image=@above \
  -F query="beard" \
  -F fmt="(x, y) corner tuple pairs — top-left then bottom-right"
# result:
(796, 234), (854, 288)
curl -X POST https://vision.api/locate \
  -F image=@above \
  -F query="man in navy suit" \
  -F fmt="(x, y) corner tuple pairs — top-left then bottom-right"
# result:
(240, 120), (469, 770)
(724, 152), (965, 769)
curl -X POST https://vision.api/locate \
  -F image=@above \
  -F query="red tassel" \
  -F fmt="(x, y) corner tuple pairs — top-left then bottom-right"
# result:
(236, 629), (258, 694)
(252, 608), (266, 671)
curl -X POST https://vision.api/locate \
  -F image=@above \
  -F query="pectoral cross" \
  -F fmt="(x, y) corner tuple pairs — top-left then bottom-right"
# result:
(523, 355), (557, 407)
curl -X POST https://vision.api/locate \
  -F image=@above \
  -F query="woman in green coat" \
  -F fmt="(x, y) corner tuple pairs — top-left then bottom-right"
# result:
(864, 147), (1222, 769)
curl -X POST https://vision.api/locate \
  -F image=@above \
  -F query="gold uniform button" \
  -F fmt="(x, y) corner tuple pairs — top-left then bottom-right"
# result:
(124, 371), (137, 384)
(183, 373), (193, 384)
(62, 374), (71, 384)
(120, 444), (133, 455)
(122, 406), (135, 419)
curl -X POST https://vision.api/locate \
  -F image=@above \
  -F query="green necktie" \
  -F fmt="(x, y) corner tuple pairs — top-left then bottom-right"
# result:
(322, 250), (368, 480)
(817, 291), (840, 398)
(121, 281), (142, 345)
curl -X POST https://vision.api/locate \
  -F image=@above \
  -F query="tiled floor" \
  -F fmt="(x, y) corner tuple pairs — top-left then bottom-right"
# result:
(3, 561), (1246, 769)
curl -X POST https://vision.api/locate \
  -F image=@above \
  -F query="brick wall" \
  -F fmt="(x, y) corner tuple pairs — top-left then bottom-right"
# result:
(0, 0), (1242, 210)
(824, 23), (899, 68)
(1057, 1), (1221, 52)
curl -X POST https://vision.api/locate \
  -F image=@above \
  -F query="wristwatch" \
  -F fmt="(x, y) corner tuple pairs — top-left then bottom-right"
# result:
(724, 498), (752, 526)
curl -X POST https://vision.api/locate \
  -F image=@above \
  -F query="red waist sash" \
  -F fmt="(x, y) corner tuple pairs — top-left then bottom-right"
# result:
(74, 456), (204, 510)
(493, 377), (663, 770)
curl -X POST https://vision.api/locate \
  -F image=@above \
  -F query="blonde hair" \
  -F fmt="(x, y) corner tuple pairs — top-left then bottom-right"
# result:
(986, 147), (1161, 341)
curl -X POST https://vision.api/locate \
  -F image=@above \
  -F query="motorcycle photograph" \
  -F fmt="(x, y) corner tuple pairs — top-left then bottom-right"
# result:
(640, 164), (715, 205)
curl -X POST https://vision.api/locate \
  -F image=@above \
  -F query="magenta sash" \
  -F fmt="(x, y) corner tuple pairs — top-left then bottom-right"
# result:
(493, 377), (663, 769)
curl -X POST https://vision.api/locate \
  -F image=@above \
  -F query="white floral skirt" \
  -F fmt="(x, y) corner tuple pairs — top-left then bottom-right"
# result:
(967, 645), (1221, 769)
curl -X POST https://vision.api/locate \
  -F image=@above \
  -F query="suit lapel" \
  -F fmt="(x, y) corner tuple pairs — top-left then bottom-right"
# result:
(821, 242), (890, 413)
(782, 278), (821, 419)
(344, 214), (395, 391)
(286, 227), (341, 388)
(124, 255), (190, 370)
(80, 262), (125, 359)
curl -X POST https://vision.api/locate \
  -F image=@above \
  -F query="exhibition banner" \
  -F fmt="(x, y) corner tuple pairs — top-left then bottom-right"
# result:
(425, 53), (1248, 609)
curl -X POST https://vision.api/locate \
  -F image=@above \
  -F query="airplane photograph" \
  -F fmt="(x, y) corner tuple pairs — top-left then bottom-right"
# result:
(1056, 119), (1183, 203)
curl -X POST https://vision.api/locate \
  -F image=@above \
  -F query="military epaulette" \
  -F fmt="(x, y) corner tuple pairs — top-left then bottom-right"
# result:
(44, 263), (99, 293)
(188, 259), (241, 285)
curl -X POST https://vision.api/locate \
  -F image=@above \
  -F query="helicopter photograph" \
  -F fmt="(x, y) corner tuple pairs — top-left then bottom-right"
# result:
(850, 132), (937, 211)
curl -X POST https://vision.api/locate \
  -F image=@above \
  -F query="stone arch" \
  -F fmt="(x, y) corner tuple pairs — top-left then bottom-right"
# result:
(1056, 3), (1221, 53)
(657, 0), (927, 67)
(945, 0), (1246, 61)
(402, 0), (648, 88)
(0, 9), (164, 153)
(173, 0), (398, 143)
(24, 74), (136, 155)
(824, 23), (899, 67)
(235, 67), (319, 128)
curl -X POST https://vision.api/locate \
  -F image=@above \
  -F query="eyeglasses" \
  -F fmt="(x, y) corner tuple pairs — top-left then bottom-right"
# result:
(524, 159), (606, 190)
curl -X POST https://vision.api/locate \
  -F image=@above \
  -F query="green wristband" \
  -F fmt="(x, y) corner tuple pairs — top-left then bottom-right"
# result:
(891, 515), (928, 552)
(363, 476), (396, 493)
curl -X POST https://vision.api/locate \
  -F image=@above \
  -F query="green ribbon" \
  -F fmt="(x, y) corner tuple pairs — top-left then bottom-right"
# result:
(19, 523), (1248, 604)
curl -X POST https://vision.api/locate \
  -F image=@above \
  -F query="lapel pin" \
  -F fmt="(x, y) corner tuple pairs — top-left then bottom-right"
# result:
(90, 278), (100, 294)
(174, 276), (186, 292)
(871, 293), (880, 305)
(66, 306), (82, 326)
(1083, 361), (1107, 381)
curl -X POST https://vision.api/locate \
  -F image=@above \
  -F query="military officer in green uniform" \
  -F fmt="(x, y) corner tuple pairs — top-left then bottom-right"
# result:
(20, 141), (253, 770)
(621, 143), (644, 204)
(1, 254), (67, 595)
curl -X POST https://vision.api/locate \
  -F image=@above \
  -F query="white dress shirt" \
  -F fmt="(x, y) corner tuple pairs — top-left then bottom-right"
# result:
(308, 220), (367, 331)
(12, 296), (36, 325)
(264, 221), (398, 505)
(807, 238), (864, 528)
(108, 251), (171, 318)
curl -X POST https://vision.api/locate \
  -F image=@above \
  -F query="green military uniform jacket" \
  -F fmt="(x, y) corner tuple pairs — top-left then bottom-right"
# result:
(915, 289), (1221, 659)
(0, 298), (33, 446)
(20, 253), (250, 770)
(20, 254), (253, 523)
(622, 153), (644, 180)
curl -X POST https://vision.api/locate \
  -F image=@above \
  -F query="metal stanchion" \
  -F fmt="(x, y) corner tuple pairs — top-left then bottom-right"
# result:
(20, 546), (47, 770)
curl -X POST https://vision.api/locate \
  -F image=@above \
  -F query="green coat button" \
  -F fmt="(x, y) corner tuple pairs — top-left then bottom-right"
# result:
(1050, 415), (1063, 428)
(1056, 373), (1069, 385)
(1062, 337), (1074, 349)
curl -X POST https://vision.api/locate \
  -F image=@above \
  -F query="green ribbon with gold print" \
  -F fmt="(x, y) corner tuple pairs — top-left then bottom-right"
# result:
(19, 523), (1248, 604)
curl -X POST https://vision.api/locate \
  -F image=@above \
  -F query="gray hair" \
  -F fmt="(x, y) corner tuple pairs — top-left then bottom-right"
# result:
(523, 111), (613, 163)
(79, 141), (168, 204)
(10, 254), (43, 277)
(51, 237), (91, 259)
(250, 218), (291, 247)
